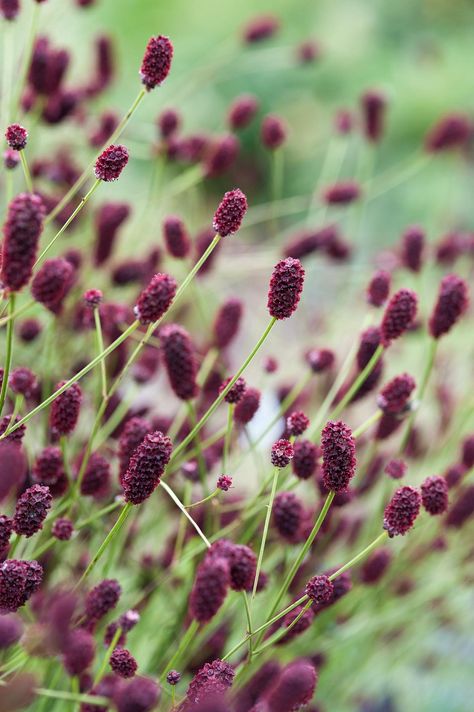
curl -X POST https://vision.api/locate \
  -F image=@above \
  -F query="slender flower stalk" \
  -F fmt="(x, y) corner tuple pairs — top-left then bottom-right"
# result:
(161, 480), (211, 548)
(352, 409), (383, 438)
(93, 306), (107, 399)
(329, 343), (384, 420)
(93, 627), (122, 686)
(78, 503), (133, 584)
(252, 467), (279, 599)
(398, 339), (438, 454)
(0, 293), (16, 416)
(19, 151), (33, 192)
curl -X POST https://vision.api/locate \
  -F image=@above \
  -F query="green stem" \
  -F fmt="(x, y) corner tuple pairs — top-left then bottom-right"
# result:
(8, 533), (21, 558)
(223, 404), (234, 472)
(12, 2), (40, 116)
(93, 627), (122, 686)
(34, 689), (109, 706)
(252, 467), (279, 599)
(186, 401), (209, 497)
(160, 619), (199, 676)
(160, 480), (211, 549)
(0, 293), (15, 416)
(242, 591), (254, 660)
(328, 343), (384, 421)
(185, 489), (219, 509)
(19, 150), (33, 193)
(328, 531), (388, 580)
(94, 307), (107, 399)
(352, 410), (382, 439)
(254, 599), (313, 655)
(78, 503), (133, 584)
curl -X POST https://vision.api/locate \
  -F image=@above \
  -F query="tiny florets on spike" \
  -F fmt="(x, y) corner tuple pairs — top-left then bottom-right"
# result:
(360, 548), (392, 584)
(161, 324), (198, 401)
(271, 439), (294, 468)
(219, 376), (247, 404)
(163, 215), (191, 259)
(13, 484), (52, 537)
(122, 431), (173, 504)
(157, 108), (180, 139)
(234, 387), (261, 425)
(361, 90), (386, 142)
(63, 629), (95, 676)
(115, 677), (161, 712)
(217, 474), (232, 492)
(1, 193), (45, 292)
(428, 274), (469, 339)
(421, 475), (449, 515)
(401, 226), (425, 273)
(0, 559), (43, 612)
(118, 416), (152, 479)
(213, 297), (243, 349)
(189, 557), (230, 623)
(184, 659), (235, 706)
(94, 144), (129, 181)
(384, 459), (407, 480)
(134, 272), (177, 325)
(0, 515), (13, 550)
(323, 180), (361, 205)
(140, 35), (173, 90)
(267, 257), (305, 320)
(166, 670), (181, 686)
(261, 114), (287, 150)
(380, 288), (418, 346)
(228, 94), (259, 130)
(85, 579), (121, 623)
(265, 660), (317, 712)
(31, 257), (74, 313)
(383, 485), (421, 537)
(110, 648), (138, 678)
(286, 411), (310, 437)
(83, 288), (103, 308)
(9, 367), (37, 398)
(5, 124), (28, 151)
(377, 373), (416, 415)
(305, 574), (334, 604)
(49, 381), (82, 436)
(273, 491), (303, 540)
(292, 439), (319, 480)
(212, 189), (248, 237)
(321, 420), (356, 492)
(52, 517), (74, 541)
(366, 269), (391, 307)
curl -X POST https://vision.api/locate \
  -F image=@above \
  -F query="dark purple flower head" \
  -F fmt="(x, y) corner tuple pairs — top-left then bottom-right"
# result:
(204, 134), (240, 178)
(32, 446), (67, 496)
(425, 113), (471, 152)
(166, 670), (181, 686)
(94, 202), (130, 266)
(28, 37), (70, 96)
(243, 14), (279, 42)
(446, 485), (474, 528)
(157, 108), (180, 139)
(18, 318), (42, 342)
(115, 676), (160, 712)
(31, 257), (74, 313)
(234, 387), (261, 425)
(212, 189), (248, 237)
(104, 609), (140, 648)
(286, 411), (310, 437)
(4, 149), (20, 169)
(161, 324), (198, 401)
(9, 367), (37, 398)
(0, 559), (43, 612)
(140, 35), (173, 90)
(334, 108), (354, 135)
(0, 614), (23, 649)
(185, 659), (235, 706)
(0, 515), (13, 550)
(462, 435), (474, 469)
(118, 416), (152, 479)
(0, 0), (20, 20)
(89, 110), (119, 148)
(277, 604), (314, 645)
(85, 579), (121, 623)
(261, 114), (287, 150)
(292, 439), (319, 480)
(110, 648), (137, 679)
(190, 557), (230, 623)
(0, 414), (26, 444)
(94, 144), (129, 181)
(305, 348), (335, 373)
(5, 124), (28, 151)
(87, 34), (115, 96)
(265, 660), (317, 712)
(50, 381), (82, 436)
(361, 90), (386, 142)
(163, 215), (191, 259)
(429, 274), (469, 339)
(297, 39), (321, 63)
(195, 227), (222, 276)
(267, 257), (305, 320)
(305, 575), (334, 604)
(227, 544), (256, 592)
(52, 517), (74, 541)
(13, 484), (52, 538)
(380, 288), (418, 346)
(80, 452), (111, 498)
(134, 273), (177, 325)
(273, 491), (303, 540)
(271, 439), (294, 468)
(401, 226), (425, 273)
(421, 475), (448, 515)
(360, 548), (392, 584)
(377, 373), (416, 415)
(323, 181), (361, 205)
(217, 475), (232, 492)
(384, 459), (407, 480)
(213, 298), (243, 349)
(321, 420), (356, 492)
(63, 629), (95, 676)
(383, 485), (421, 537)
(122, 431), (173, 504)
(228, 94), (259, 130)
(1, 193), (45, 291)
(366, 270), (391, 307)
(83, 289), (103, 308)
(219, 376), (247, 405)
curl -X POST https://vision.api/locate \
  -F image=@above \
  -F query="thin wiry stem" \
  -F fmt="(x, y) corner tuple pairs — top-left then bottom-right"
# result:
(252, 467), (279, 600)
(0, 293), (16, 416)
(328, 343), (384, 421)
(19, 150), (33, 192)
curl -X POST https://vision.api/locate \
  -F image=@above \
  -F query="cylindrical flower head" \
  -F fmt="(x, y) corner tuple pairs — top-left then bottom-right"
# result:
(361, 90), (386, 142)
(32, 446), (67, 496)
(52, 517), (74, 541)
(219, 376), (247, 404)
(321, 420), (356, 492)
(163, 215), (191, 258)
(234, 387), (261, 425)
(9, 367), (37, 398)
(265, 660), (317, 712)
(94, 202), (130, 266)
(80, 452), (111, 498)
(0, 614), (23, 649)
(212, 189), (248, 237)
(366, 270), (391, 307)
(63, 629), (95, 676)
(286, 411), (310, 437)
(1, 193), (45, 292)
(4, 149), (20, 170)
(425, 113), (471, 152)
(305, 575), (334, 604)
(110, 648), (138, 678)
(160, 324), (198, 401)
(261, 114), (287, 150)
(428, 274), (469, 339)
(204, 134), (240, 177)
(157, 108), (180, 139)
(292, 439), (319, 480)
(208, 542), (258, 592)
(0, 560), (43, 612)
(94, 144), (129, 181)
(185, 659), (235, 706)
(213, 297), (243, 349)
(122, 431), (173, 504)
(49, 381), (82, 436)
(0, 515), (13, 550)
(401, 226), (425, 273)
(384, 458), (407, 480)
(380, 288), (418, 346)
(0, 0), (20, 20)
(421, 475), (448, 515)
(115, 676), (161, 712)
(323, 181), (361, 205)
(228, 94), (259, 130)
(305, 347), (335, 373)
(134, 272), (177, 325)
(383, 485), (421, 537)
(85, 578), (121, 622)
(446, 485), (474, 528)
(189, 557), (230, 623)
(267, 257), (305, 320)
(360, 548), (392, 584)
(377, 373), (416, 415)
(462, 435), (474, 469)
(271, 439), (294, 468)
(140, 35), (173, 90)
(31, 257), (74, 312)
(273, 491), (303, 540)
(118, 416), (152, 478)
(13, 484), (52, 537)
(5, 124), (28, 151)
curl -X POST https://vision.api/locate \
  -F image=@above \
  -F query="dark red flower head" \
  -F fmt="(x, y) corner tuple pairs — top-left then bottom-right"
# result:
(425, 113), (471, 152)
(212, 189), (248, 237)
(323, 180), (361, 205)
(265, 660), (317, 712)
(1, 193), (45, 291)
(384, 459), (406, 480)
(321, 420), (356, 492)
(185, 659), (235, 706)
(377, 373), (416, 415)
(207, 541), (257, 592)
(366, 270), (391, 307)
(94, 144), (129, 181)
(0, 559), (43, 612)
(28, 37), (70, 96)
(49, 381), (82, 436)
(420, 475), (448, 515)
(134, 272), (177, 325)
(380, 288), (418, 346)
(140, 35), (173, 90)
(166, 670), (181, 686)
(94, 202), (130, 266)
(9, 367), (37, 398)
(305, 574), (334, 604)
(115, 676), (161, 712)
(401, 226), (425, 273)
(13, 484), (52, 537)
(122, 431), (173, 504)
(5, 124), (28, 151)
(4, 149), (20, 170)
(83, 289), (103, 308)
(161, 324), (198, 401)
(243, 15), (280, 43)
(234, 387), (261, 425)
(271, 439), (294, 468)
(80, 452), (111, 498)
(286, 411), (310, 437)
(267, 257), (305, 320)
(18, 318), (42, 342)
(383, 485), (421, 537)
(189, 557), (230, 623)
(32, 446), (67, 496)
(462, 434), (474, 469)
(157, 108), (180, 139)
(85, 578), (121, 623)
(63, 629), (95, 676)
(118, 416), (152, 479)
(163, 215), (191, 259)
(361, 90), (386, 142)
(429, 274), (469, 339)
(31, 257), (74, 313)
(0, 0), (20, 20)
(360, 548), (392, 584)
(0, 515), (13, 551)
(204, 134), (240, 177)
(217, 474), (232, 492)
(219, 376), (247, 404)
(52, 517), (74, 541)
(0, 614), (23, 649)
(273, 491), (303, 540)
(213, 297), (243, 349)
(261, 114), (287, 150)
(228, 94), (259, 130)
(305, 347), (335, 373)
(110, 648), (138, 678)
(292, 439), (319, 480)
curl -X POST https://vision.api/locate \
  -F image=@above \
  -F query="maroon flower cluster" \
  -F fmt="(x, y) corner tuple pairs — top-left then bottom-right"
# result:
(212, 189), (248, 237)
(163, 215), (191, 259)
(323, 181), (361, 205)
(31, 257), (74, 313)
(0, 559), (43, 612)
(161, 324), (198, 401)
(273, 491), (303, 540)
(361, 90), (386, 142)
(367, 270), (391, 307)
(110, 647), (138, 678)
(429, 274), (469, 339)
(134, 272), (177, 325)
(122, 431), (173, 504)
(420, 475), (449, 515)
(52, 517), (74, 541)
(234, 387), (261, 424)
(5, 123), (28, 151)
(118, 416), (152, 478)
(220, 376), (247, 404)
(184, 659), (235, 707)
(321, 420), (356, 492)
(50, 381), (82, 436)
(380, 288), (418, 346)
(213, 297), (243, 349)
(140, 35), (173, 90)
(305, 574), (334, 604)
(267, 257), (305, 320)
(292, 439), (319, 480)
(1, 193), (45, 292)
(383, 486), (421, 537)
(189, 557), (230, 623)
(286, 411), (310, 437)
(271, 439), (294, 468)
(360, 548), (392, 584)
(261, 114), (287, 150)
(85, 578), (121, 623)
(377, 373), (416, 415)
(94, 144), (129, 181)
(32, 446), (67, 496)
(228, 94), (259, 130)
(13, 484), (52, 537)
(401, 226), (425, 273)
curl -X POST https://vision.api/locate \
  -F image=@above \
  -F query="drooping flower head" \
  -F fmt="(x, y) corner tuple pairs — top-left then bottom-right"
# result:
(122, 431), (173, 504)
(267, 257), (305, 319)
(94, 144), (129, 181)
(1, 193), (45, 291)
(140, 35), (173, 90)
(321, 420), (356, 492)
(383, 486), (421, 537)
(429, 274), (469, 339)
(212, 189), (248, 237)
(380, 288), (418, 346)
